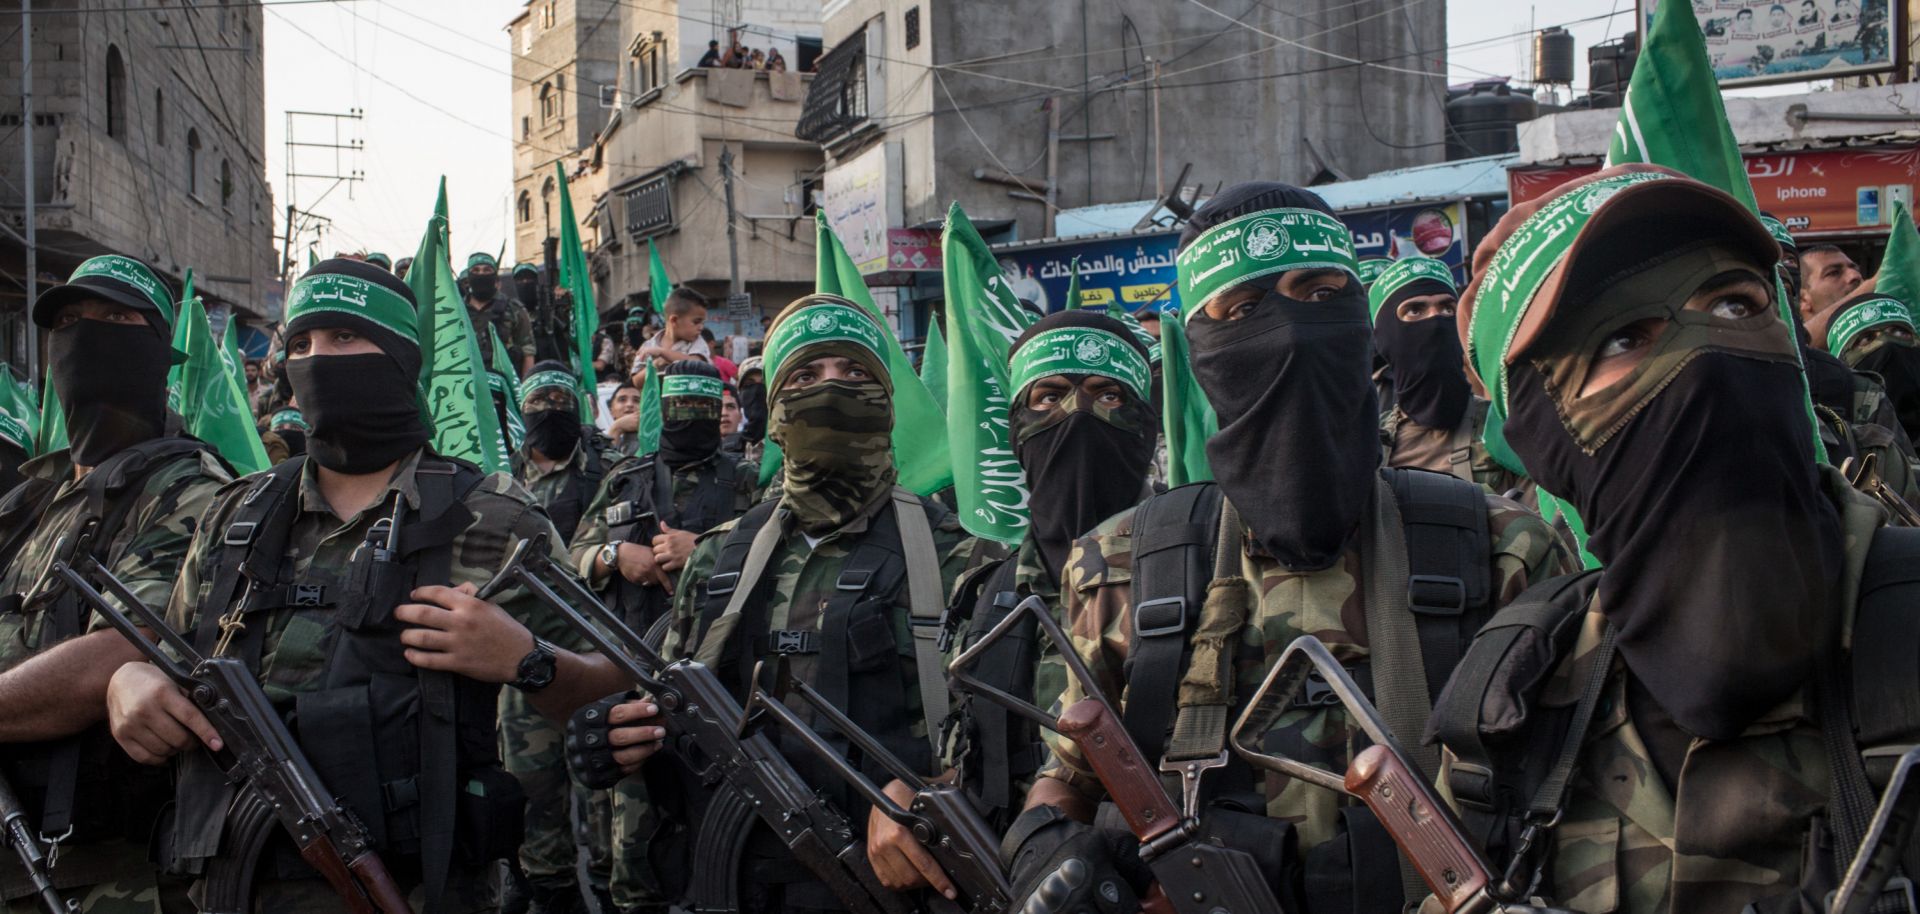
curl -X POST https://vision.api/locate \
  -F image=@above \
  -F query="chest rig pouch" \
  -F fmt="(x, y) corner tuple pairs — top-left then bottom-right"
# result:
(175, 455), (521, 914)
(944, 559), (1034, 829)
(601, 454), (740, 632)
(1, 436), (218, 849)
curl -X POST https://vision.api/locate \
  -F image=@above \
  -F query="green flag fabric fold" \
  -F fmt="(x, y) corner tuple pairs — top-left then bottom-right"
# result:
(1158, 314), (1216, 486)
(488, 332), (526, 452)
(0, 365), (37, 456)
(555, 163), (600, 421)
(637, 361), (662, 457)
(941, 203), (1038, 545)
(34, 367), (64, 457)
(167, 273), (269, 475)
(648, 238), (672, 314)
(1876, 200), (1920, 316)
(921, 322), (949, 414)
(408, 178), (509, 473)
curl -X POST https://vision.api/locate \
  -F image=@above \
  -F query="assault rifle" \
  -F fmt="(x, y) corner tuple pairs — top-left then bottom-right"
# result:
(1830, 746), (1920, 914)
(740, 658), (1012, 914)
(46, 525), (411, 914)
(476, 534), (913, 914)
(1230, 636), (1573, 914)
(0, 767), (72, 913)
(948, 595), (1284, 914)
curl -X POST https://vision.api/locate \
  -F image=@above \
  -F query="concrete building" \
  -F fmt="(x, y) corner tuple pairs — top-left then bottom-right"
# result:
(802, 0), (1449, 338)
(509, 0), (622, 268)
(0, 0), (278, 368)
(582, 0), (824, 342)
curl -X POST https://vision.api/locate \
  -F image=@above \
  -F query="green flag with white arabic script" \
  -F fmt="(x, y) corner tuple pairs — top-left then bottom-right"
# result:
(408, 178), (508, 473)
(167, 273), (268, 474)
(488, 332), (526, 452)
(637, 360), (662, 457)
(34, 366), (63, 457)
(0, 364), (36, 456)
(1605, 0), (1756, 212)
(942, 203), (1037, 545)
(555, 163), (599, 420)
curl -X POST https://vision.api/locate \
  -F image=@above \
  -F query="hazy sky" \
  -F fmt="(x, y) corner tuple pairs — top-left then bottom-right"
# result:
(258, 0), (1786, 263)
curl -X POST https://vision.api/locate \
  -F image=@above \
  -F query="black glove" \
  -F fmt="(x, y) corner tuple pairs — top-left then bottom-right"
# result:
(566, 690), (639, 790)
(1003, 808), (1147, 914)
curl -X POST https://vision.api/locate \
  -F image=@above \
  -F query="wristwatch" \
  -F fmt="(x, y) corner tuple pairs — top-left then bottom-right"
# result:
(512, 638), (559, 693)
(598, 539), (625, 570)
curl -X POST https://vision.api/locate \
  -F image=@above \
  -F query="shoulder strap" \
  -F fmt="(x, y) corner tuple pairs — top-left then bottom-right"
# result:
(693, 500), (785, 667)
(1122, 482), (1224, 764)
(1387, 466), (1494, 703)
(196, 458), (308, 655)
(892, 487), (950, 755)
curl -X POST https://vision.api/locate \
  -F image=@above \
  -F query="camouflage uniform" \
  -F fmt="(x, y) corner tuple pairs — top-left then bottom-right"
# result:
(162, 449), (590, 914)
(1435, 470), (1883, 914)
(500, 440), (628, 905)
(0, 445), (230, 914)
(1380, 399), (1532, 500)
(1825, 370), (1920, 507)
(470, 294), (537, 374)
(1039, 491), (1571, 852)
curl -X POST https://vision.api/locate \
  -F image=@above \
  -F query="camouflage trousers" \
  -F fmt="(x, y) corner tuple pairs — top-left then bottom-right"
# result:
(4, 879), (164, 914)
(226, 868), (497, 914)
(2, 840), (169, 914)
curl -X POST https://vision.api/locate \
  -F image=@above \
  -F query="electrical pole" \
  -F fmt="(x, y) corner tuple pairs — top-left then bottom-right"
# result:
(1151, 57), (1163, 205)
(282, 109), (364, 288)
(21, 0), (36, 379)
(720, 145), (742, 299)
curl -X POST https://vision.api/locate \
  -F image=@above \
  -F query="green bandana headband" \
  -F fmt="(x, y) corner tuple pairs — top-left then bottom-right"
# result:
(1759, 214), (1796, 252)
(1176, 207), (1359, 321)
(1010, 326), (1153, 401)
(1367, 257), (1458, 322)
(70, 255), (175, 327)
(662, 374), (725, 401)
(765, 302), (888, 382)
(512, 262), (538, 277)
(285, 272), (420, 345)
(1467, 170), (1677, 415)
(467, 252), (499, 270)
(1356, 258), (1392, 287)
(267, 408), (309, 431)
(518, 370), (578, 403)
(1828, 296), (1914, 355)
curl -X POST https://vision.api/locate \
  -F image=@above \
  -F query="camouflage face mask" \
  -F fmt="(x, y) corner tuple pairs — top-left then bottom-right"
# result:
(770, 379), (898, 534)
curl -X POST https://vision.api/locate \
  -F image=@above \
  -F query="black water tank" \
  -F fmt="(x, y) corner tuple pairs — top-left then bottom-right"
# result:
(1589, 31), (1640, 106)
(1534, 27), (1576, 84)
(1446, 82), (1539, 160)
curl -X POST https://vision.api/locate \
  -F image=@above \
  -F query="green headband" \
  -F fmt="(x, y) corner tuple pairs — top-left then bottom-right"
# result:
(1367, 257), (1458, 322)
(1176, 207), (1358, 321)
(517, 370), (578, 402)
(467, 252), (498, 270)
(512, 262), (538, 277)
(662, 374), (725, 401)
(1010, 326), (1153, 401)
(285, 272), (420, 345)
(1828, 296), (1914, 355)
(1759, 214), (1796, 252)
(70, 255), (175, 327)
(1355, 258), (1392, 287)
(267, 408), (309, 431)
(1467, 170), (1677, 416)
(765, 302), (888, 382)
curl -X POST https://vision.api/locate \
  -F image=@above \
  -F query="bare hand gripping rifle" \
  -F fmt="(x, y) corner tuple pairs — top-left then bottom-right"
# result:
(0, 766), (73, 914)
(1230, 636), (1576, 914)
(45, 524), (410, 914)
(475, 533), (913, 914)
(948, 594), (1286, 914)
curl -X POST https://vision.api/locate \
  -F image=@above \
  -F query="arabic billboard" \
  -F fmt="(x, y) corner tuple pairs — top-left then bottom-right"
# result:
(1509, 146), (1920, 237)
(1339, 202), (1471, 286)
(821, 142), (898, 275)
(994, 233), (1182, 315)
(1644, 0), (1898, 87)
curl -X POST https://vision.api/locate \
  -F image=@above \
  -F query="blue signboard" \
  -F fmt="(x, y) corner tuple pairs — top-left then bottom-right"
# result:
(994, 232), (1181, 316)
(1339, 200), (1471, 286)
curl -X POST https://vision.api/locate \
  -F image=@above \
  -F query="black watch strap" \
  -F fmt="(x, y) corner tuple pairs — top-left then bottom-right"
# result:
(515, 637), (559, 692)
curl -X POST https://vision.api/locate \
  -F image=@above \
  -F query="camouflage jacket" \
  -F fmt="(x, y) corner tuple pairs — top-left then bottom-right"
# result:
(0, 444), (231, 669)
(513, 438), (628, 545)
(164, 449), (587, 704)
(1040, 486), (1572, 851)
(1380, 398), (1530, 499)
(569, 450), (760, 585)
(469, 294), (536, 372)
(1445, 470), (1885, 914)
(660, 490), (996, 757)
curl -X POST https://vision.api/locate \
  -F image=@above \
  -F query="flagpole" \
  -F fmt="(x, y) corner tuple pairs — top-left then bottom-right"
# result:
(21, 0), (37, 381)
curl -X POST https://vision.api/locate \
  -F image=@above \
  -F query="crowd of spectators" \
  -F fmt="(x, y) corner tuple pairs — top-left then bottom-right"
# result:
(695, 31), (793, 71)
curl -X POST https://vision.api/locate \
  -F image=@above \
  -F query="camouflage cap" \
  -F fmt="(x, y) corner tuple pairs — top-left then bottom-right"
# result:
(764, 294), (894, 393)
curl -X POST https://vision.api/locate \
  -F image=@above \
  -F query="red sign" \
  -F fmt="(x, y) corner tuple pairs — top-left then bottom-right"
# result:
(1507, 146), (1920, 238)
(885, 228), (943, 272)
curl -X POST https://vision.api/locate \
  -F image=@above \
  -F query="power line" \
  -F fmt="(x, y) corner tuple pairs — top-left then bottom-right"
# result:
(26, 0), (359, 13)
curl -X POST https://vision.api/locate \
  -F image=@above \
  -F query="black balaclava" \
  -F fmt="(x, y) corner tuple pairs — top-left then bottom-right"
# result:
(1495, 191), (1841, 742)
(468, 271), (499, 302)
(659, 359), (724, 468)
(1847, 332), (1920, 440)
(1179, 183), (1380, 571)
(51, 321), (171, 466)
(1008, 311), (1157, 579)
(738, 367), (768, 442)
(284, 258), (431, 474)
(520, 359), (583, 460)
(514, 273), (540, 308)
(1374, 278), (1471, 431)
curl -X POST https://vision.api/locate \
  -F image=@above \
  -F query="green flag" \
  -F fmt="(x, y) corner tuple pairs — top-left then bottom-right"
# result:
(637, 360), (662, 456)
(759, 213), (953, 493)
(1604, 0), (1756, 212)
(1158, 315), (1216, 486)
(1876, 200), (1920, 316)
(488, 332), (526, 452)
(648, 238), (672, 313)
(942, 203), (1038, 545)
(921, 321), (949, 414)
(34, 368), (64, 457)
(0, 364), (37, 456)
(555, 163), (599, 420)
(307, 247), (319, 271)
(408, 178), (509, 473)
(1065, 256), (1083, 309)
(168, 277), (269, 474)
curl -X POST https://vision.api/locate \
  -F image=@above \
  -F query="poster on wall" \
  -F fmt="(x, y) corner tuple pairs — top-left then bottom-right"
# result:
(1645, 0), (1897, 86)
(821, 143), (897, 275)
(1339, 201), (1471, 285)
(994, 233), (1182, 316)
